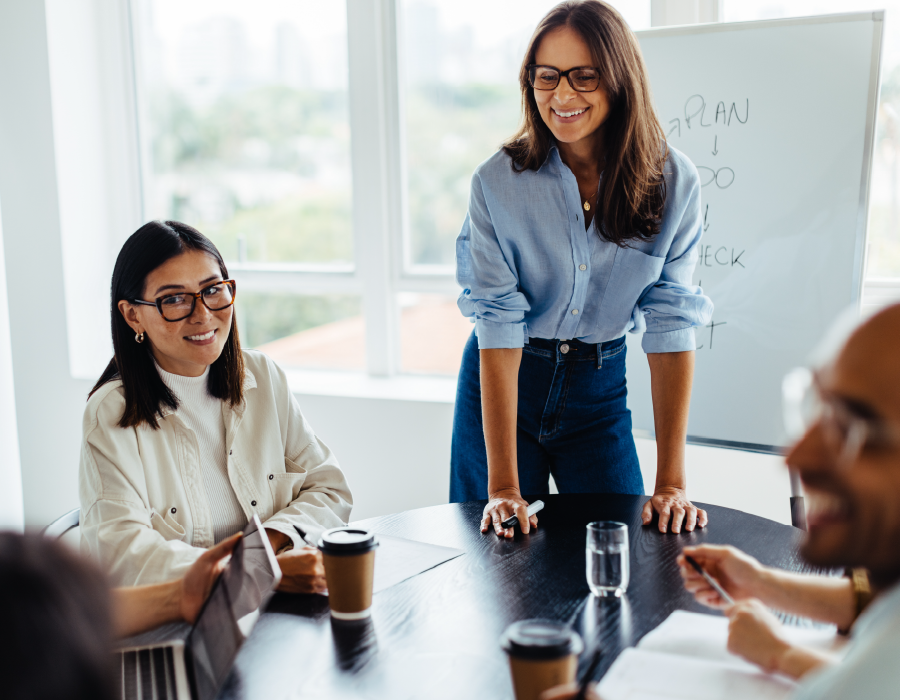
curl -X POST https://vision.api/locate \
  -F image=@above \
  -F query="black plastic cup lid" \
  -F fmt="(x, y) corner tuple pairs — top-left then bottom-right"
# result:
(318, 527), (378, 554)
(500, 619), (584, 660)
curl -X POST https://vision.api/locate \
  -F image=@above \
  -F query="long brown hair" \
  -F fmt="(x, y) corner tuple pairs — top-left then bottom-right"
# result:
(90, 221), (245, 429)
(503, 0), (667, 246)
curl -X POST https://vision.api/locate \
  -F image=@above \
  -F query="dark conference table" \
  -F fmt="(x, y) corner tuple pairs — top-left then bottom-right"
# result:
(220, 494), (815, 700)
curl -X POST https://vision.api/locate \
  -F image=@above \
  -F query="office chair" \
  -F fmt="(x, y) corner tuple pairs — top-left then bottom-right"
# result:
(41, 507), (80, 540)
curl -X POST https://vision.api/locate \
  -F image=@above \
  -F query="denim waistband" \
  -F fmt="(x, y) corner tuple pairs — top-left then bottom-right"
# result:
(524, 335), (626, 364)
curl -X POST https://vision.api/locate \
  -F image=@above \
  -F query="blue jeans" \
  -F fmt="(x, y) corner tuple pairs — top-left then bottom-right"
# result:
(450, 332), (643, 502)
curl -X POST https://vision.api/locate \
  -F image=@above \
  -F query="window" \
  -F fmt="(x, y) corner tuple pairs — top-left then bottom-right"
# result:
(130, 0), (650, 379)
(723, 0), (900, 280)
(133, 0), (362, 370)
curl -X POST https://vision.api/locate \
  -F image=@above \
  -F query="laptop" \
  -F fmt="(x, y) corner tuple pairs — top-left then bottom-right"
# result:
(114, 514), (282, 700)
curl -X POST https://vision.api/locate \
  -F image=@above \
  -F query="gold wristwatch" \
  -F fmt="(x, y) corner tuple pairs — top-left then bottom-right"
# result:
(839, 568), (873, 634)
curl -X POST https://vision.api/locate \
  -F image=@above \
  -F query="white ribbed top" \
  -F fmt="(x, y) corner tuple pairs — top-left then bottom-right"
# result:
(157, 365), (247, 543)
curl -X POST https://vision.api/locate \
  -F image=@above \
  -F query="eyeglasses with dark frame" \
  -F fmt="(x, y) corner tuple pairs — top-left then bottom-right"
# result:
(131, 279), (237, 322)
(526, 64), (602, 92)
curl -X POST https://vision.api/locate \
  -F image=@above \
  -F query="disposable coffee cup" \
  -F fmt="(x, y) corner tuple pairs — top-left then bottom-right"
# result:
(318, 527), (378, 620)
(500, 619), (583, 700)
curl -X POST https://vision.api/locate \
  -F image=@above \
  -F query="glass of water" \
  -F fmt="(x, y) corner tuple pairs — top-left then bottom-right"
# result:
(586, 522), (629, 597)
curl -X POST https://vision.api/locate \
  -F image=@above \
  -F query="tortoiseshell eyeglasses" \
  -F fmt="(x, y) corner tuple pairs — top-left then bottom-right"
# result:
(132, 279), (236, 322)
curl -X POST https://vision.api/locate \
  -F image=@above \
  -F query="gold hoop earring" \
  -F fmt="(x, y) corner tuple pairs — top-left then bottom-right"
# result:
(135, 331), (145, 344)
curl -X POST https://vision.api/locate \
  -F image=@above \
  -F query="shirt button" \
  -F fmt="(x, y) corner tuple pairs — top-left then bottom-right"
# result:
(170, 507), (177, 514)
(251, 500), (257, 507)
(229, 450), (232, 455)
(579, 264), (587, 271)
(268, 474), (274, 480)
(572, 309), (579, 315)
(560, 343), (570, 354)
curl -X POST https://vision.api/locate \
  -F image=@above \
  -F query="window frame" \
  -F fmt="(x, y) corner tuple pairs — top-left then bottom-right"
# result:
(128, 0), (460, 378)
(125, 0), (899, 384)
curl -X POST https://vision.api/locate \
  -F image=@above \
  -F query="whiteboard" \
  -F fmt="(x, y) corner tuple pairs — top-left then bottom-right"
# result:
(626, 13), (883, 452)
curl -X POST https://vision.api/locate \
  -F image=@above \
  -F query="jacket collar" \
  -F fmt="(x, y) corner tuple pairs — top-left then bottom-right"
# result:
(234, 365), (257, 416)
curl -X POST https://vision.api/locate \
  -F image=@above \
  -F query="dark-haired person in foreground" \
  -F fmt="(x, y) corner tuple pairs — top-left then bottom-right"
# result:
(0, 531), (237, 700)
(451, 0), (713, 539)
(79, 220), (352, 592)
(545, 303), (900, 700)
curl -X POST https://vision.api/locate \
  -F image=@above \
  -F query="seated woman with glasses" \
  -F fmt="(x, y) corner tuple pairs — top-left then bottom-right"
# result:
(79, 220), (351, 593)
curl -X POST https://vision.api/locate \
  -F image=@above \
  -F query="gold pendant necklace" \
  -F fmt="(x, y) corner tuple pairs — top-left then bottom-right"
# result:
(583, 200), (591, 211)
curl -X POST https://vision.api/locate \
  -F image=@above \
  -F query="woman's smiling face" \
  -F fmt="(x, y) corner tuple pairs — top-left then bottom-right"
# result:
(119, 249), (233, 377)
(533, 25), (611, 149)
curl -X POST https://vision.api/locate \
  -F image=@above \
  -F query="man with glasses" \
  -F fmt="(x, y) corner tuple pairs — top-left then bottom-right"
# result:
(674, 302), (900, 698)
(547, 304), (900, 700)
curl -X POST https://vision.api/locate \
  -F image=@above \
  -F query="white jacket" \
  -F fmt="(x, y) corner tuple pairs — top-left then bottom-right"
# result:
(79, 350), (352, 586)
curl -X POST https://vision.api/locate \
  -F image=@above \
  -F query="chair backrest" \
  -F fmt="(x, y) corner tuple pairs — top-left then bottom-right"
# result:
(41, 508), (80, 540)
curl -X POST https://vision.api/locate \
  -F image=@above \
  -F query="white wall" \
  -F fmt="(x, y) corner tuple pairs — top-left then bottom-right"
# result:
(293, 393), (454, 521)
(0, 0), (95, 530)
(635, 440), (792, 525)
(0, 200), (24, 531)
(44, 0), (142, 380)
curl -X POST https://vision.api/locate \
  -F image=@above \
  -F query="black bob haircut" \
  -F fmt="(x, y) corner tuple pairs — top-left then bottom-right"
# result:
(90, 220), (245, 428)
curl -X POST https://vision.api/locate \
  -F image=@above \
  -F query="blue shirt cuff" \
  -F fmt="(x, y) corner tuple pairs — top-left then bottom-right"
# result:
(641, 326), (696, 353)
(475, 319), (526, 349)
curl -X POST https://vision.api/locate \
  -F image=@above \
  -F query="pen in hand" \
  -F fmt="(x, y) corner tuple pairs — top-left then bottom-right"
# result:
(293, 524), (316, 548)
(684, 555), (735, 606)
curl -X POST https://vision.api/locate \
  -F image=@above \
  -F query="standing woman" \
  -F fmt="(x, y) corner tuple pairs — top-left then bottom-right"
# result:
(451, 1), (713, 537)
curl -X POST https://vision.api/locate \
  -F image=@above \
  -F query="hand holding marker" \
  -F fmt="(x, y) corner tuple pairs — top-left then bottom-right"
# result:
(500, 500), (545, 530)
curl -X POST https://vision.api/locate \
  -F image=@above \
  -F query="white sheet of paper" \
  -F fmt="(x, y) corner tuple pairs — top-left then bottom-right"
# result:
(638, 610), (844, 668)
(597, 610), (845, 700)
(372, 534), (464, 593)
(320, 534), (464, 597)
(597, 647), (797, 700)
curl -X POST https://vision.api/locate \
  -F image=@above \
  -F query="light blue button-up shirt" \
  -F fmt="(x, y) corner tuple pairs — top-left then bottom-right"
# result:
(456, 143), (713, 353)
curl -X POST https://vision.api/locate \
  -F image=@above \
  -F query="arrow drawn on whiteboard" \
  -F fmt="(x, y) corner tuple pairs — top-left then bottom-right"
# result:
(703, 204), (710, 232)
(667, 118), (681, 139)
(712, 135), (718, 155)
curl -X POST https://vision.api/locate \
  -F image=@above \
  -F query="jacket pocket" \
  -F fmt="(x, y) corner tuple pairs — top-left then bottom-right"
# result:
(150, 509), (187, 541)
(268, 472), (307, 510)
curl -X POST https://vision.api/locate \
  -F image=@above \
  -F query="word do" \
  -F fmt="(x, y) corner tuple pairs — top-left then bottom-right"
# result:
(697, 166), (735, 189)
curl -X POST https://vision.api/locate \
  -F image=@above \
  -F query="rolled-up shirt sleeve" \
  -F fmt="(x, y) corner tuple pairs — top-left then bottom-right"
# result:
(456, 171), (530, 349)
(638, 162), (714, 353)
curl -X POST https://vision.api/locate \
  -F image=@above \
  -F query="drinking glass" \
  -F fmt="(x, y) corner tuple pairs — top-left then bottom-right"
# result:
(586, 522), (629, 597)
